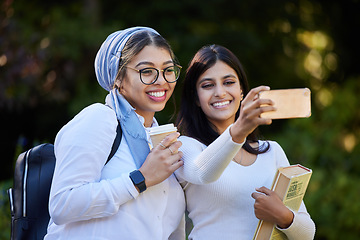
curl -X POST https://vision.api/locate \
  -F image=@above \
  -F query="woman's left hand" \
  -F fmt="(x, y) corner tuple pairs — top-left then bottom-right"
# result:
(139, 132), (183, 188)
(251, 186), (294, 229)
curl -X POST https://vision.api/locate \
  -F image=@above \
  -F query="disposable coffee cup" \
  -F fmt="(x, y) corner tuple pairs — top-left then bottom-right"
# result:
(149, 123), (177, 148)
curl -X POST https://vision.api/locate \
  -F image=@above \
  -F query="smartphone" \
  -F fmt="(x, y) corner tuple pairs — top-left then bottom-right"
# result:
(259, 88), (311, 119)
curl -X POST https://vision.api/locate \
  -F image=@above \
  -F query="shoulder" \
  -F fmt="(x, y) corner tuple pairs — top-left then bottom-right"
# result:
(179, 135), (207, 150)
(56, 103), (118, 141)
(259, 140), (283, 152)
(76, 103), (117, 122)
(260, 140), (290, 166)
(179, 135), (205, 145)
(71, 103), (117, 128)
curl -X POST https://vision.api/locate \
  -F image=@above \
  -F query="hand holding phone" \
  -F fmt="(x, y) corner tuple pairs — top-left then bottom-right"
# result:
(259, 88), (311, 119)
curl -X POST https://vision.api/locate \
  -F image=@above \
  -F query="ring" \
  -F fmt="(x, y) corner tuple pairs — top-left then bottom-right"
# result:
(159, 143), (167, 149)
(168, 147), (175, 155)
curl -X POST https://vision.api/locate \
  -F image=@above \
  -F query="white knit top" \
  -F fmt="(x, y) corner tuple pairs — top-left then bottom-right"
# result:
(175, 125), (315, 240)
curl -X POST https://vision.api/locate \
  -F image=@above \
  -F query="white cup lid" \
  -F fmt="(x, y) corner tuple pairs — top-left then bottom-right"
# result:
(149, 123), (177, 135)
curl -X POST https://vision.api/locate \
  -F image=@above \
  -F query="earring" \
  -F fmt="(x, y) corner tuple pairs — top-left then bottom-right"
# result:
(240, 92), (244, 102)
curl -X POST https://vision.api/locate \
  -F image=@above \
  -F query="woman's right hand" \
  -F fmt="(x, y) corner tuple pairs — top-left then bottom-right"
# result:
(230, 86), (276, 143)
(139, 132), (183, 188)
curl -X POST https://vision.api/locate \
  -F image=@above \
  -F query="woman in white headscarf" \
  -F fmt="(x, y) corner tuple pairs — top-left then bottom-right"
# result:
(45, 27), (186, 240)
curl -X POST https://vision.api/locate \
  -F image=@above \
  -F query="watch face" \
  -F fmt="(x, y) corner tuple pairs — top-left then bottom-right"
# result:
(130, 170), (146, 193)
(131, 170), (145, 183)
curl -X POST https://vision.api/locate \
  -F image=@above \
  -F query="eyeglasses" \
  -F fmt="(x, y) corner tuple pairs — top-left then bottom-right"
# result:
(126, 65), (182, 85)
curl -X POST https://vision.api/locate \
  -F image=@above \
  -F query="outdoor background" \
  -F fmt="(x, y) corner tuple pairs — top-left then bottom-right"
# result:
(1, 0), (359, 239)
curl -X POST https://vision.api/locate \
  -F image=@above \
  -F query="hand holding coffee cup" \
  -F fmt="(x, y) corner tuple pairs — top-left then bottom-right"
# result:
(139, 124), (183, 188)
(149, 123), (178, 148)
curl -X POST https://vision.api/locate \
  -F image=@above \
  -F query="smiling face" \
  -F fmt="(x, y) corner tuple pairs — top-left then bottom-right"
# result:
(196, 60), (242, 130)
(118, 45), (176, 124)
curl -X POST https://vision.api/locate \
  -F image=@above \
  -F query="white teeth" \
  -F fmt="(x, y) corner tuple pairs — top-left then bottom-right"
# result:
(148, 91), (165, 97)
(213, 101), (230, 107)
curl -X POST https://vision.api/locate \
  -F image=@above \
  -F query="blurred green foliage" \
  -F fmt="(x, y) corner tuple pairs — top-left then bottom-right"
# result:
(1, 0), (359, 239)
(0, 180), (11, 239)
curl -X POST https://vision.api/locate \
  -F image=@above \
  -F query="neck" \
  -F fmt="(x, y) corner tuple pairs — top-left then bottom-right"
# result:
(209, 118), (234, 135)
(143, 118), (153, 128)
(136, 110), (154, 128)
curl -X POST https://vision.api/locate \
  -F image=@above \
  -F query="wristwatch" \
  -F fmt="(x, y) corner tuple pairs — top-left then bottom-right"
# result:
(129, 170), (146, 193)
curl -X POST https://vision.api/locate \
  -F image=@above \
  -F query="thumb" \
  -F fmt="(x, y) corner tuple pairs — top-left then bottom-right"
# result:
(251, 191), (265, 200)
(255, 186), (272, 196)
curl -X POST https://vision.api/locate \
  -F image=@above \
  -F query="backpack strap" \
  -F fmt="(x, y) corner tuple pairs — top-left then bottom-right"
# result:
(106, 120), (122, 164)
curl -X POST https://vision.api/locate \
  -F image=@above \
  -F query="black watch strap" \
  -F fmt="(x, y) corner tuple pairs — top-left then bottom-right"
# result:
(129, 170), (146, 193)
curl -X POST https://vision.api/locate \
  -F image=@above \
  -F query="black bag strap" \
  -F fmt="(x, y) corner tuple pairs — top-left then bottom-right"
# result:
(106, 120), (122, 164)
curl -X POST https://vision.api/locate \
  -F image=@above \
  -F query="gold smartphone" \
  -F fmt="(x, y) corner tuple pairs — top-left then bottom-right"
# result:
(259, 88), (311, 119)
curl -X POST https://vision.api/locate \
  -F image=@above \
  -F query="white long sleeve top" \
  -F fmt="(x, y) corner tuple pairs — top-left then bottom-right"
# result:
(45, 103), (185, 240)
(175, 125), (315, 240)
